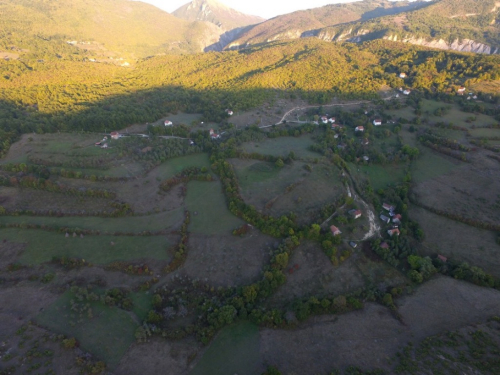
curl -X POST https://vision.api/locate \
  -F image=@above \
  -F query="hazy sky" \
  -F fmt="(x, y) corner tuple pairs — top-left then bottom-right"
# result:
(138, 0), (359, 19)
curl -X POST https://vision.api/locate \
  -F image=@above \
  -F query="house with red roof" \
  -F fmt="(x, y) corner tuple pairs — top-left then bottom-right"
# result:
(383, 203), (395, 212)
(330, 225), (342, 236)
(387, 228), (400, 237)
(355, 126), (364, 132)
(392, 214), (402, 224)
(164, 120), (173, 126)
(373, 119), (382, 126)
(349, 209), (362, 219)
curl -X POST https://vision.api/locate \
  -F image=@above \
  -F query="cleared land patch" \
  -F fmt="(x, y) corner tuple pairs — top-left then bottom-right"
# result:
(185, 180), (244, 235)
(240, 135), (320, 160)
(0, 228), (172, 265)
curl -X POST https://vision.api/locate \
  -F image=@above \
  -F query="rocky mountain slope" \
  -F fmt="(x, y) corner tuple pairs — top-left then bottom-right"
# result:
(226, 0), (500, 55)
(172, 0), (265, 51)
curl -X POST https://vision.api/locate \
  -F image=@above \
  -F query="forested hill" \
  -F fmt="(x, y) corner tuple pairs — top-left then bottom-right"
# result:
(227, 0), (500, 55)
(227, 0), (428, 49)
(0, 0), (219, 58)
(1, 38), (499, 153)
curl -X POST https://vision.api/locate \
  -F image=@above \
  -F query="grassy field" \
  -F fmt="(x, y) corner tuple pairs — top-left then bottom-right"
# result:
(36, 292), (138, 369)
(190, 321), (262, 375)
(130, 292), (153, 321)
(240, 135), (320, 160)
(233, 159), (282, 191)
(185, 180), (244, 235)
(350, 163), (406, 191)
(0, 228), (171, 264)
(411, 147), (459, 184)
(469, 128), (500, 138)
(151, 153), (212, 181)
(0, 207), (185, 233)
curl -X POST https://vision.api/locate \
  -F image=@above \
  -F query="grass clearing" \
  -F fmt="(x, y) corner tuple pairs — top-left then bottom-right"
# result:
(469, 128), (500, 138)
(130, 292), (153, 321)
(0, 207), (185, 233)
(351, 163), (406, 191)
(190, 321), (261, 375)
(411, 147), (459, 184)
(240, 135), (320, 160)
(185, 180), (244, 235)
(150, 153), (211, 181)
(36, 292), (137, 369)
(0, 228), (171, 264)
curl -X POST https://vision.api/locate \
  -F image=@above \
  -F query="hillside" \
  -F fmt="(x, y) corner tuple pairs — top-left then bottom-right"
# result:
(0, 0), (219, 59)
(227, 0), (500, 55)
(173, 0), (264, 30)
(227, 0), (429, 49)
(315, 0), (500, 54)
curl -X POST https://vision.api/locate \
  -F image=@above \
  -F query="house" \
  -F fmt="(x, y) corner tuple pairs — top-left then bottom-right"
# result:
(403, 89), (411, 95)
(373, 119), (382, 126)
(328, 117), (336, 123)
(392, 214), (402, 224)
(457, 86), (466, 94)
(380, 242), (389, 249)
(225, 109), (234, 116)
(330, 225), (342, 236)
(355, 126), (364, 132)
(387, 228), (400, 237)
(363, 156), (370, 162)
(334, 134), (339, 139)
(164, 120), (173, 126)
(349, 241), (358, 248)
(399, 72), (407, 78)
(380, 215), (390, 224)
(331, 123), (339, 129)
(349, 209), (362, 219)
(437, 254), (448, 262)
(110, 131), (120, 140)
(382, 203), (395, 212)
(320, 116), (328, 124)
(473, 95), (477, 100)
(101, 143), (108, 149)
(209, 128), (221, 140)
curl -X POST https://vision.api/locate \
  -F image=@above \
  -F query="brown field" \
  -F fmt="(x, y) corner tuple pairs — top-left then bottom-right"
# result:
(178, 232), (273, 288)
(260, 276), (500, 374)
(410, 205), (500, 277)
(412, 155), (500, 227)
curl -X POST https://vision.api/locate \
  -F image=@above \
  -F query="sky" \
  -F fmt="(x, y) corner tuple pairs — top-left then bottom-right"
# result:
(138, 0), (359, 19)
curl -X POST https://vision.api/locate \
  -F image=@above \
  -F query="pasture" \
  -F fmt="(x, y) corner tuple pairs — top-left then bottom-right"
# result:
(0, 228), (172, 264)
(36, 292), (138, 369)
(190, 321), (262, 375)
(353, 163), (407, 191)
(185, 180), (244, 235)
(240, 135), (320, 160)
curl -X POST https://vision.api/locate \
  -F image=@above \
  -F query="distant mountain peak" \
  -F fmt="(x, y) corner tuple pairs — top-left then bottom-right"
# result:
(173, 0), (264, 30)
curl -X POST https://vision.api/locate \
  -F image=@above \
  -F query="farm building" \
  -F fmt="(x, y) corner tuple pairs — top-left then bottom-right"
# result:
(380, 215), (390, 224)
(387, 228), (400, 237)
(383, 203), (395, 212)
(349, 209), (362, 219)
(330, 225), (342, 236)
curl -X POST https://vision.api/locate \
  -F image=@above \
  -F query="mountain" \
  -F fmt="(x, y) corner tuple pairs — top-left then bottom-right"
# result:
(173, 0), (264, 30)
(0, 0), (221, 58)
(172, 0), (265, 51)
(226, 0), (429, 49)
(226, 0), (500, 55)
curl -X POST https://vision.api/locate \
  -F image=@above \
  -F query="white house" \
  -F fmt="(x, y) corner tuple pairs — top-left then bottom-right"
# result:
(110, 132), (120, 140)
(355, 126), (364, 132)
(225, 109), (234, 116)
(328, 117), (336, 123)
(457, 86), (466, 93)
(373, 119), (382, 126)
(320, 116), (328, 124)
(399, 73), (407, 78)
(164, 120), (173, 126)
(403, 89), (411, 95)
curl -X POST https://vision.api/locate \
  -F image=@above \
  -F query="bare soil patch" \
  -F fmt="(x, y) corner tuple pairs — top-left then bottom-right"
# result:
(260, 276), (500, 374)
(410, 205), (500, 277)
(115, 337), (200, 375)
(268, 241), (365, 305)
(178, 232), (273, 288)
